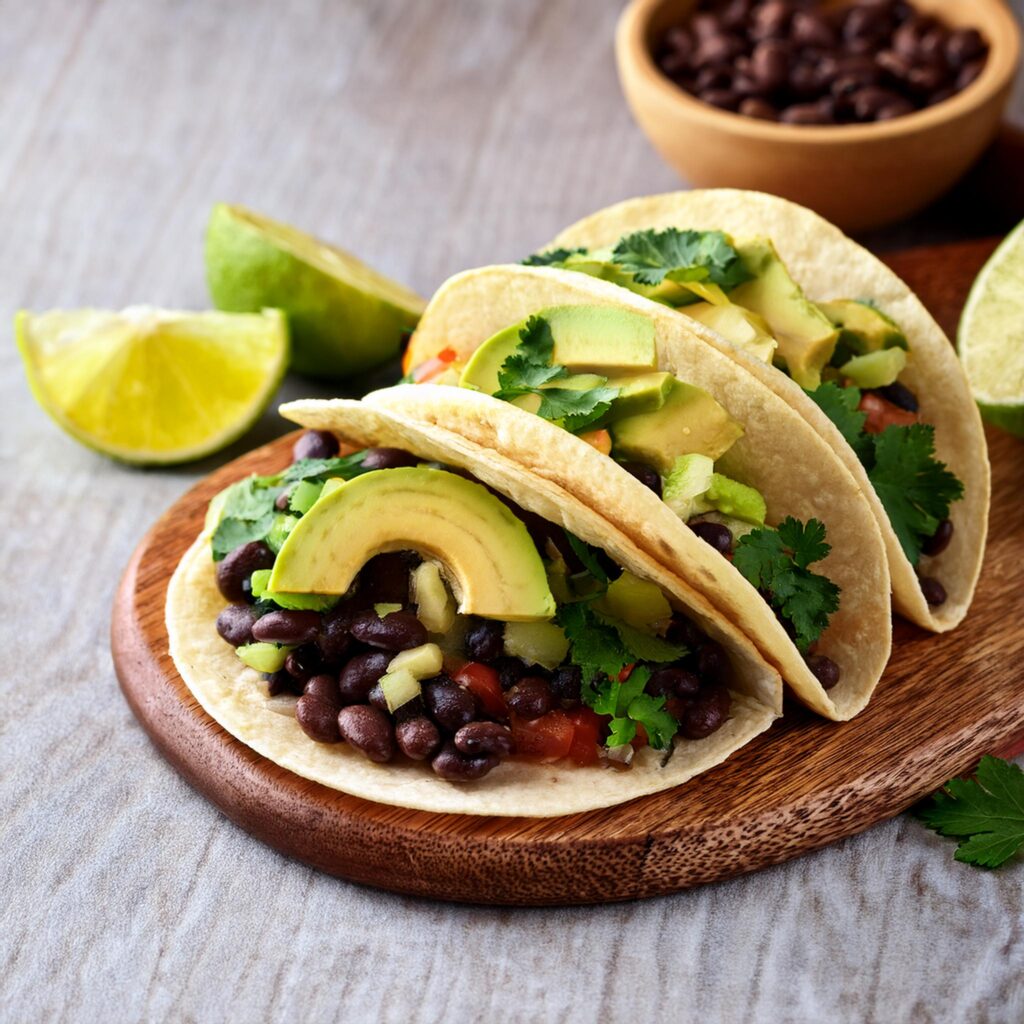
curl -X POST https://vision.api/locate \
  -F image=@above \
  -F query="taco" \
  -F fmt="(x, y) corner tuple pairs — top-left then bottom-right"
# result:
(383, 269), (893, 721)
(527, 189), (988, 633)
(168, 399), (781, 817)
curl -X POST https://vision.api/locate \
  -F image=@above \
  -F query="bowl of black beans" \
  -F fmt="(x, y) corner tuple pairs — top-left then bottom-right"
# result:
(616, 0), (1021, 230)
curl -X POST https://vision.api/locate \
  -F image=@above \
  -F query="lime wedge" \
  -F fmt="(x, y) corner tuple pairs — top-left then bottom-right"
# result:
(958, 219), (1024, 437)
(15, 307), (288, 464)
(205, 203), (425, 379)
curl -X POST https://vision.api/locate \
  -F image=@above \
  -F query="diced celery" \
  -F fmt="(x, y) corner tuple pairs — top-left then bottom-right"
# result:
(598, 572), (671, 633)
(503, 620), (569, 669)
(840, 348), (908, 389)
(412, 561), (456, 633)
(289, 479), (323, 515)
(236, 642), (292, 673)
(250, 567), (338, 611)
(388, 643), (443, 679)
(374, 602), (403, 617)
(378, 668), (422, 713)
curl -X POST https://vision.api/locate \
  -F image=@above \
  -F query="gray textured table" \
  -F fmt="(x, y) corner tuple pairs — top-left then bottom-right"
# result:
(3, 2), (1024, 1022)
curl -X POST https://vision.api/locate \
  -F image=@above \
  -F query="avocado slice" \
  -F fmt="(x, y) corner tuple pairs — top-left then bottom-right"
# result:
(819, 299), (908, 355)
(269, 467), (556, 621)
(839, 347), (907, 389)
(684, 301), (778, 364)
(609, 379), (743, 474)
(703, 474), (766, 525)
(730, 238), (839, 390)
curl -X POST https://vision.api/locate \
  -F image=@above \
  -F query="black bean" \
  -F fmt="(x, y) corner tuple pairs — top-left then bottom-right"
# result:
(927, 86), (956, 107)
(494, 656), (528, 691)
(216, 603), (259, 646)
(285, 644), (324, 681)
(956, 59), (985, 91)
(395, 716), (442, 760)
(337, 705), (394, 762)
(454, 721), (515, 757)
(876, 49), (913, 82)
(338, 651), (392, 704)
(361, 447), (420, 470)
(680, 684), (732, 739)
(431, 741), (499, 781)
(550, 665), (582, 703)
(647, 666), (702, 699)
(875, 381), (919, 411)
(806, 653), (841, 691)
(366, 682), (389, 712)
(780, 99), (835, 124)
(696, 33), (745, 67)
(791, 10), (836, 49)
(267, 670), (303, 697)
(697, 642), (730, 684)
(465, 618), (505, 662)
(251, 609), (321, 646)
(316, 604), (356, 665)
(275, 489), (292, 511)
(424, 677), (479, 732)
(843, 5), (888, 44)
(919, 576), (947, 607)
(751, 1), (792, 42)
(506, 676), (553, 720)
(358, 551), (416, 606)
(349, 609), (427, 651)
(694, 64), (734, 92)
(876, 99), (917, 120)
(665, 613), (704, 649)
(852, 85), (906, 120)
(292, 430), (339, 462)
(699, 87), (741, 111)
(739, 97), (779, 120)
(691, 13), (722, 41)
(690, 521), (733, 554)
(922, 519), (954, 558)
(215, 541), (275, 602)
(665, 26), (694, 59)
(618, 460), (663, 497)
(906, 63), (947, 96)
(296, 674), (343, 743)
(945, 28), (985, 69)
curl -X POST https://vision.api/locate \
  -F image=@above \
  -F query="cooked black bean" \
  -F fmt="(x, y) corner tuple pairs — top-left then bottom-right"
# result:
(919, 576), (947, 606)
(251, 609), (321, 646)
(296, 674), (342, 743)
(506, 676), (553, 720)
(267, 670), (303, 697)
(739, 97), (778, 120)
(550, 665), (583, 703)
(806, 653), (841, 690)
(216, 603), (259, 646)
(284, 644), (323, 682)
(494, 656), (528, 691)
(751, 1), (791, 41)
(349, 609), (427, 651)
(852, 85), (906, 120)
(431, 742), (500, 781)
(292, 429), (339, 462)
(680, 684), (732, 739)
(956, 59), (985, 91)
(275, 489), (292, 511)
(454, 722), (515, 757)
(618, 460), (663, 497)
(875, 380), (919, 411)
(666, 613), (704, 649)
(690, 521), (733, 554)
(337, 705), (394, 762)
(357, 551), (418, 606)
(700, 87), (741, 111)
(791, 10), (836, 49)
(396, 716), (442, 760)
(945, 27), (985, 68)
(338, 651), (391, 703)
(749, 38), (790, 90)
(780, 99), (835, 124)
(697, 642), (730, 684)
(424, 676), (480, 732)
(316, 604), (356, 665)
(361, 447), (420, 470)
(648, 666), (702, 699)
(922, 519), (954, 557)
(216, 541), (275, 602)
(366, 682), (389, 712)
(465, 618), (505, 662)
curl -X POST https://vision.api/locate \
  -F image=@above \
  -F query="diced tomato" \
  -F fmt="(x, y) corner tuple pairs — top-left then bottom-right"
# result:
(858, 392), (918, 434)
(578, 428), (612, 456)
(511, 710), (575, 761)
(454, 663), (506, 719)
(618, 662), (636, 683)
(631, 723), (649, 751)
(566, 707), (604, 766)
(410, 346), (458, 384)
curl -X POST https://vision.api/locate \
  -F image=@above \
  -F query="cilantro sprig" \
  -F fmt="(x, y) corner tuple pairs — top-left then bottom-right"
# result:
(610, 228), (751, 290)
(807, 383), (964, 565)
(732, 517), (840, 652)
(521, 247), (584, 267)
(917, 756), (1024, 869)
(494, 316), (619, 433)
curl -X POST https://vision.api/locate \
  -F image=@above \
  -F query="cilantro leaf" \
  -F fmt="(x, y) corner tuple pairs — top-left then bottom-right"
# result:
(868, 424), (964, 566)
(556, 602), (632, 684)
(595, 613), (688, 663)
(210, 476), (284, 561)
(282, 451), (369, 484)
(917, 756), (1024, 868)
(732, 517), (840, 652)
(627, 693), (679, 750)
(494, 316), (619, 433)
(610, 228), (750, 289)
(806, 382), (872, 463)
(521, 247), (585, 267)
(607, 717), (637, 747)
(563, 530), (609, 584)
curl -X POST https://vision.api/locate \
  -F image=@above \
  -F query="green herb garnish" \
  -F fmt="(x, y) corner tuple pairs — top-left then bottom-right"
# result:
(610, 228), (750, 290)
(521, 247), (585, 267)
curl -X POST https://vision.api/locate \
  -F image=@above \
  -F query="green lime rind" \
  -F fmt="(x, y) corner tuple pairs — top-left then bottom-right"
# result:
(958, 218), (1024, 438)
(205, 203), (425, 380)
(15, 307), (289, 466)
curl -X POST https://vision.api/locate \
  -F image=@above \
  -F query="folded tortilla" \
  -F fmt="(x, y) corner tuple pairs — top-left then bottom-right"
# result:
(168, 399), (780, 817)
(391, 265), (894, 720)
(543, 189), (990, 633)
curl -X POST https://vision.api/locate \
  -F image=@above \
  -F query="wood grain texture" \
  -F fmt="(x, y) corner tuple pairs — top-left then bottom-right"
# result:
(4, 1), (1024, 1021)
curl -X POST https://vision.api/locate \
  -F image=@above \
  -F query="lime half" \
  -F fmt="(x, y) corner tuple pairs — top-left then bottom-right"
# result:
(958, 219), (1024, 437)
(206, 203), (425, 380)
(15, 307), (288, 464)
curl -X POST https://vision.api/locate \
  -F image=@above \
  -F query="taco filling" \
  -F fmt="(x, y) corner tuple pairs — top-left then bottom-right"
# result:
(206, 437), (749, 781)
(404, 304), (844, 689)
(516, 229), (964, 605)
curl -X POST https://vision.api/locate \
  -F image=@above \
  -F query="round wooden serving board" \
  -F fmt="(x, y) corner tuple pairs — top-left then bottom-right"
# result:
(113, 239), (1024, 905)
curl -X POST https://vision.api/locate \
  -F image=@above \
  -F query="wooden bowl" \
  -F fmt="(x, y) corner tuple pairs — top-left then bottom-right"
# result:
(616, 0), (1022, 232)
